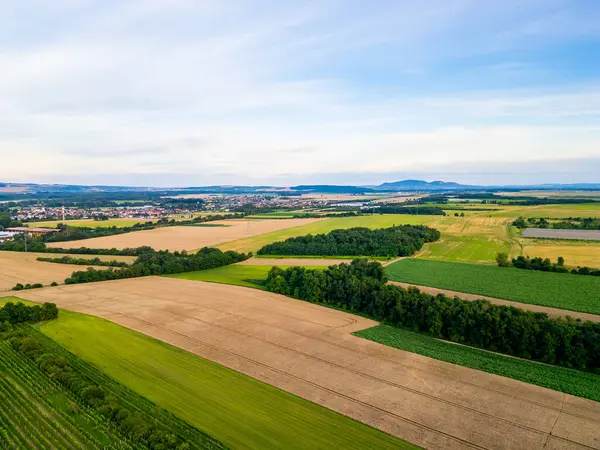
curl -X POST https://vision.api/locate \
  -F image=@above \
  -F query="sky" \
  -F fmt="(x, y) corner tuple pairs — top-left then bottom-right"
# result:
(1, 0), (599, 187)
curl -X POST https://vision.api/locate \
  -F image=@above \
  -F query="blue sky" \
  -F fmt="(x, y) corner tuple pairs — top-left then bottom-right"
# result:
(1, 0), (599, 186)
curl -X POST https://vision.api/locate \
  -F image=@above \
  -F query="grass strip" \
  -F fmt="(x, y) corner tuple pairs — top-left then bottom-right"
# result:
(355, 325), (600, 402)
(386, 258), (600, 315)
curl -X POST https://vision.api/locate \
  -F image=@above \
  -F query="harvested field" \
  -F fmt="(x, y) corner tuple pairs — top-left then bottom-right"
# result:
(0, 251), (134, 290)
(17, 277), (600, 450)
(522, 228), (600, 241)
(46, 218), (322, 251)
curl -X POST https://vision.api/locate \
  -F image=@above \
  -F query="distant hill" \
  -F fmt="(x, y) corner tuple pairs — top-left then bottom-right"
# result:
(377, 180), (474, 191)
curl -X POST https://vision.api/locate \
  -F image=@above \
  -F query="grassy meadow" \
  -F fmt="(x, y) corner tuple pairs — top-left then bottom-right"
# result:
(355, 325), (600, 403)
(386, 259), (600, 315)
(26, 307), (409, 450)
(169, 264), (326, 289)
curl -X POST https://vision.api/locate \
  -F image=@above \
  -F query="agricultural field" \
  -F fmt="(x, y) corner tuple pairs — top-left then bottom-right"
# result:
(0, 251), (134, 291)
(218, 214), (511, 260)
(0, 299), (222, 450)
(0, 340), (124, 449)
(386, 258), (600, 315)
(30, 215), (209, 228)
(31, 218), (159, 228)
(15, 277), (599, 450)
(521, 228), (600, 241)
(355, 325), (600, 402)
(46, 218), (322, 252)
(5, 294), (411, 450)
(490, 202), (600, 218)
(519, 240), (600, 267)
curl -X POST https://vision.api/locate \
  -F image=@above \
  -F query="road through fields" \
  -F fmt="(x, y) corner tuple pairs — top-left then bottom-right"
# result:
(13, 277), (600, 450)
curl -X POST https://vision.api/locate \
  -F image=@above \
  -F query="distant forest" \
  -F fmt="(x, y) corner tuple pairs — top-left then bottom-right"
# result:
(257, 225), (440, 257)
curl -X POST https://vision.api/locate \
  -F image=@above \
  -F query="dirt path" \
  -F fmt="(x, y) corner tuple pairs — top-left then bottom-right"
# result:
(389, 281), (600, 323)
(15, 277), (600, 450)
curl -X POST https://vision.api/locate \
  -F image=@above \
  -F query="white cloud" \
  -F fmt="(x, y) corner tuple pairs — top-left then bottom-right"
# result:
(0, 0), (599, 184)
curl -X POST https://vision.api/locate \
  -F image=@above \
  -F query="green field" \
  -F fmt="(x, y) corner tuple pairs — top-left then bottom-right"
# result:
(386, 258), (600, 315)
(0, 340), (126, 449)
(355, 325), (600, 402)
(490, 203), (600, 218)
(16, 304), (411, 449)
(169, 264), (325, 289)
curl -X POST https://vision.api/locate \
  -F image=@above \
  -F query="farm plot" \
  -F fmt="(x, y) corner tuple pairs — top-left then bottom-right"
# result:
(218, 214), (514, 263)
(0, 251), (134, 291)
(522, 228), (600, 241)
(386, 258), (600, 315)
(46, 218), (322, 252)
(17, 277), (600, 450)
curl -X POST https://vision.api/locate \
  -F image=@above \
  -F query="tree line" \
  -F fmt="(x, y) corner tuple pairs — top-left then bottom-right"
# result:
(37, 256), (129, 267)
(257, 225), (440, 257)
(266, 260), (600, 372)
(1, 326), (220, 449)
(0, 302), (58, 325)
(496, 253), (600, 276)
(65, 247), (249, 285)
(513, 216), (600, 230)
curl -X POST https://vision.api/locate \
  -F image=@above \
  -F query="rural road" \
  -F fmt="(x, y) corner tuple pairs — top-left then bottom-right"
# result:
(389, 281), (600, 323)
(14, 277), (600, 450)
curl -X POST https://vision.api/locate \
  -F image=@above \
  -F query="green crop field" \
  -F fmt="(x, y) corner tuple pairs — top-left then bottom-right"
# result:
(490, 203), (600, 218)
(0, 340), (127, 449)
(355, 325), (600, 403)
(0, 297), (223, 449)
(25, 305), (410, 450)
(169, 264), (325, 289)
(218, 214), (513, 261)
(386, 258), (600, 315)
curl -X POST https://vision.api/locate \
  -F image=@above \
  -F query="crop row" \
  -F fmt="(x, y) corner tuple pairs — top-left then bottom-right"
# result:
(29, 327), (224, 449)
(0, 340), (143, 449)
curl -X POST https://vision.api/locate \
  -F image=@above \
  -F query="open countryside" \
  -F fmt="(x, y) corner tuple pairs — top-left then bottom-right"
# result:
(2, 3), (600, 448)
(15, 277), (600, 450)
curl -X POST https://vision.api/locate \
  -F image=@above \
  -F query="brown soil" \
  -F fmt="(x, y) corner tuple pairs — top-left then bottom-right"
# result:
(0, 251), (132, 291)
(390, 281), (600, 323)
(16, 277), (600, 450)
(46, 219), (323, 252)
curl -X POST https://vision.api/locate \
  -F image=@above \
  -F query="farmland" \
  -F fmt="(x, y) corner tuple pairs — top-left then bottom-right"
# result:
(355, 325), (600, 402)
(15, 277), (600, 450)
(521, 228), (600, 241)
(46, 218), (322, 252)
(386, 258), (600, 315)
(0, 299), (224, 450)
(0, 251), (134, 291)
(4, 293), (413, 450)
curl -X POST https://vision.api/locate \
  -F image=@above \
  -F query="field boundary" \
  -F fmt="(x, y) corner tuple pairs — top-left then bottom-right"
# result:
(388, 281), (600, 323)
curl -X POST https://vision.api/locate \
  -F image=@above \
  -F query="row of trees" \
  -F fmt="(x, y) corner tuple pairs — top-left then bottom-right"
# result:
(4, 328), (199, 450)
(37, 256), (129, 267)
(65, 247), (249, 284)
(257, 225), (440, 257)
(513, 216), (600, 230)
(0, 302), (58, 324)
(497, 253), (600, 276)
(266, 260), (600, 372)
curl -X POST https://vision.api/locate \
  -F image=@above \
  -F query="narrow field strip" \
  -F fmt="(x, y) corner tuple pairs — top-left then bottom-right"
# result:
(389, 281), (600, 322)
(386, 258), (600, 315)
(354, 325), (600, 403)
